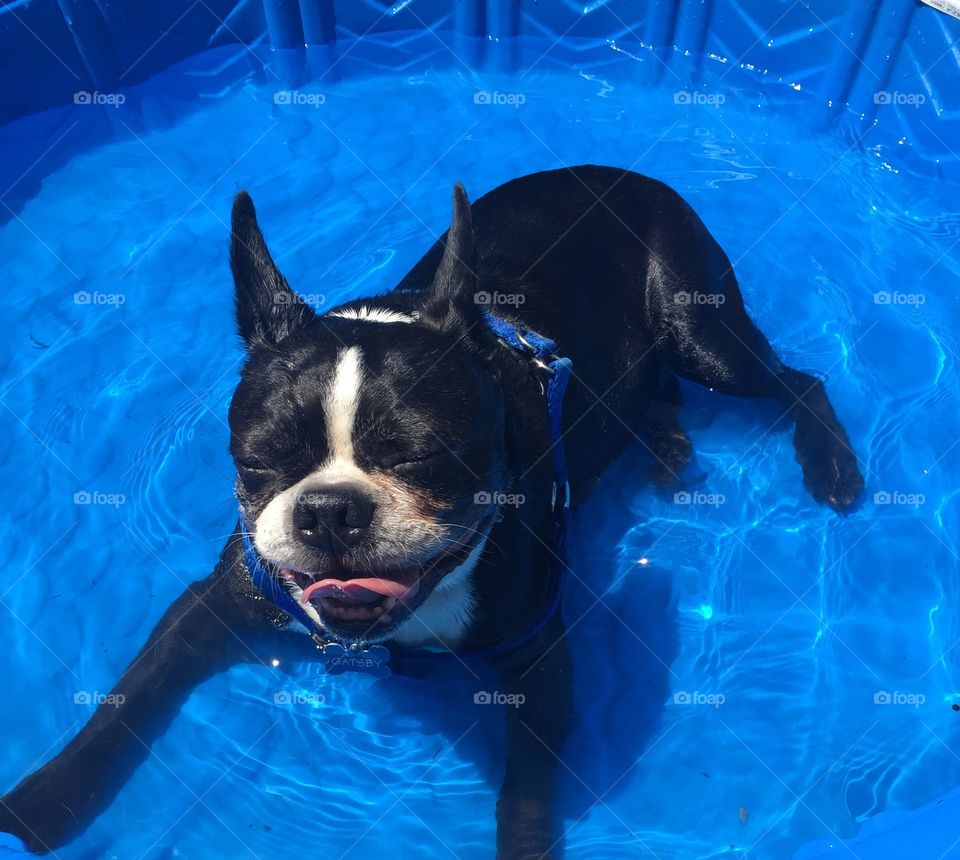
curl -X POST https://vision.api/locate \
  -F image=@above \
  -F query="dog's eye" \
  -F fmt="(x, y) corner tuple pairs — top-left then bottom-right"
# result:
(386, 450), (448, 471)
(235, 461), (275, 476)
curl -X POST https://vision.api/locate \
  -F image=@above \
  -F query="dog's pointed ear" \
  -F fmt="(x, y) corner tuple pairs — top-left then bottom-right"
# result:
(230, 191), (315, 350)
(420, 184), (490, 345)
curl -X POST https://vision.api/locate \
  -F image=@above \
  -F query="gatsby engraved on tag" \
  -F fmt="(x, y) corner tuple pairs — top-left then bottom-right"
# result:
(321, 643), (391, 678)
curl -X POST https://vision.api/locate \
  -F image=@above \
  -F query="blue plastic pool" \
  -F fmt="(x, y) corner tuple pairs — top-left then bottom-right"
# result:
(2, 4), (960, 859)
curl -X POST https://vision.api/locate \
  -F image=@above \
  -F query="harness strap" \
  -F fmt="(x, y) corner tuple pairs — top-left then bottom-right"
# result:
(485, 310), (573, 541)
(241, 525), (328, 648)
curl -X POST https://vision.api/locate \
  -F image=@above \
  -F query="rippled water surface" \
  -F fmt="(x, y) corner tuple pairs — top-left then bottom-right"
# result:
(2, 36), (960, 860)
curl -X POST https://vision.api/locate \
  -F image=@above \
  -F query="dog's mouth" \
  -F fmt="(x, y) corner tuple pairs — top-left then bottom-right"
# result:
(283, 567), (422, 627)
(276, 525), (485, 640)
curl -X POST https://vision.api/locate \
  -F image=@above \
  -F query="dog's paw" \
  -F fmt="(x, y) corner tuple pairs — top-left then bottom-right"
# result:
(794, 424), (865, 513)
(0, 805), (47, 855)
(646, 427), (692, 487)
(0, 777), (82, 855)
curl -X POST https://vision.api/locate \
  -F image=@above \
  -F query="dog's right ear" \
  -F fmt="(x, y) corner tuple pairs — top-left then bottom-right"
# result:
(230, 191), (316, 350)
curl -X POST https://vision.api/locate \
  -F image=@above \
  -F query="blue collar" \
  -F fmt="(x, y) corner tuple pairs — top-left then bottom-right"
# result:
(239, 310), (573, 676)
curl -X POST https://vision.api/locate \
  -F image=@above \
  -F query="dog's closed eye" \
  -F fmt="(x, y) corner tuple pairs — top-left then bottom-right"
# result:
(382, 450), (450, 471)
(235, 460), (277, 476)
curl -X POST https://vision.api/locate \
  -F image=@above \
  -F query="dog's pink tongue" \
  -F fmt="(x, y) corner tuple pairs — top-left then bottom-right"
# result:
(300, 577), (419, 605)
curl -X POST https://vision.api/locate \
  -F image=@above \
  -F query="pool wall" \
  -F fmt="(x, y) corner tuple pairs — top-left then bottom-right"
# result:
(2, 1), (958, 174)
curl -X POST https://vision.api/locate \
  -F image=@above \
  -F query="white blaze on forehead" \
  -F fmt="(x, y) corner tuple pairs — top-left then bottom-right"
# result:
(329, 306), (418, 324)
(325, 346), (363, 463)
(254, 346), (369, 563)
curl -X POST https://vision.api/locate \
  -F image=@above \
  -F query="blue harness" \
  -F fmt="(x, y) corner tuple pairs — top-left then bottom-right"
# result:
(240, 311), (573, 677)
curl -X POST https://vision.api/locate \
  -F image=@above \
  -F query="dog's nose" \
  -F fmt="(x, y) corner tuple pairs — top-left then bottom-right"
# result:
(292, 483), (376, 550)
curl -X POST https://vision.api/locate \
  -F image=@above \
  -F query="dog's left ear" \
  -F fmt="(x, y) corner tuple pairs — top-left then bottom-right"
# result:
(420, 184), (491, 348)
(230, 191), (316, 351)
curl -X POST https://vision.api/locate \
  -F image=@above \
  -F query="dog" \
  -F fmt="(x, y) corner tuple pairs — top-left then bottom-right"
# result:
(0, 165), (864, 858)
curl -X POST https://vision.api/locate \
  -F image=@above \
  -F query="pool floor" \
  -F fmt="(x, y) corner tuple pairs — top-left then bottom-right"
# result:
(1, 36), (959, 859)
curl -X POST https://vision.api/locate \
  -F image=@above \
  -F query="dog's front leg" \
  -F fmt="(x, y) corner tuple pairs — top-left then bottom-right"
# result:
(0, 528), (277, 854)
(495, 615), (573, 860)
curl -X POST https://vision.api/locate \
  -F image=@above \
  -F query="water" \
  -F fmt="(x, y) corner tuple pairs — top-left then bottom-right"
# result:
(1, 35), (959, 860)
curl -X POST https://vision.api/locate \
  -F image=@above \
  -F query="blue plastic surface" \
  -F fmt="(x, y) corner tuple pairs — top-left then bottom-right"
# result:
(796, 786), (960, 858)
(0, 833), (28, 857)
(1, 2), (960, 858)
(1, 1), (959, 173)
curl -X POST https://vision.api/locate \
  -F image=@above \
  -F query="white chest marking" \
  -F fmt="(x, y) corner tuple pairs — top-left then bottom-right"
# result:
(389, 534), (487, 650)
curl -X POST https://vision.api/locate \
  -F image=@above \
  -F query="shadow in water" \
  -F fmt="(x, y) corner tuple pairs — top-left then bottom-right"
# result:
(555, 446), (679, 819)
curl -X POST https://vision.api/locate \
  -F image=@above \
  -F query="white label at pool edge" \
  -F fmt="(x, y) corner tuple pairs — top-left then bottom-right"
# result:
(922, 0), (960, 20)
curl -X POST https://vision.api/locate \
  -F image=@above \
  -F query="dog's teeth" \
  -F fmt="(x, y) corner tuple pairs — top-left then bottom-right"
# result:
(383, 596), (397, 611)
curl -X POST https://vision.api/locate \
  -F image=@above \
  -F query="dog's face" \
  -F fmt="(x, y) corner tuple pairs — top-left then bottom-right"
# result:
(228, 188), (505, 643)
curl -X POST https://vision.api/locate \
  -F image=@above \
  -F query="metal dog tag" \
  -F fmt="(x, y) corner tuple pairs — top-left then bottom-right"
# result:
(320, 643), (391, 678)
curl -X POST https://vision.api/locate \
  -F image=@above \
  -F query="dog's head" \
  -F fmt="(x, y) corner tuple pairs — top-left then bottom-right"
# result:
(229, 186), (506, 643)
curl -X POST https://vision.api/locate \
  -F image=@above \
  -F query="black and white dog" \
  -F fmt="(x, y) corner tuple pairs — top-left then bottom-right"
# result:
(0, 166), (863, 858)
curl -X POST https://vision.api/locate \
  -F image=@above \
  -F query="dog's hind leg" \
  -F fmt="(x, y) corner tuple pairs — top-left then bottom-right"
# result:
(494, 613), (573, 860)
(0, 526), (280, 853)
(648, 251), (864, 511)
(644, 371), (692, 487)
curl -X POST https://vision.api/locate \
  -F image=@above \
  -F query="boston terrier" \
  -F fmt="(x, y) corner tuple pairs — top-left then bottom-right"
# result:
(0, 165), (864, 858)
